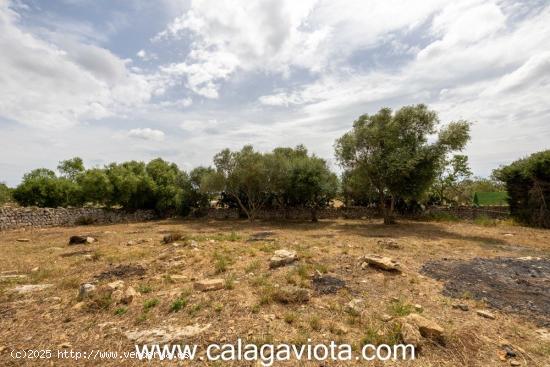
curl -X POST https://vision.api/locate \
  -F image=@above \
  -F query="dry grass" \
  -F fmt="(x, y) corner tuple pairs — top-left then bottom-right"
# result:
(0, 218), (549, 366)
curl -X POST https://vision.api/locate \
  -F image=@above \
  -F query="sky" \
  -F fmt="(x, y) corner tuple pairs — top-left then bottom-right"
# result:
(1, 0), (549, 186)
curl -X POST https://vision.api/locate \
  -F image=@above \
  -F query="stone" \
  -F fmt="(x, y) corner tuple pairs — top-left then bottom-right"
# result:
(12, 284), (53, 294)
(476, 310), (496, 320)
(0, 274), (27, 282)
(121, 286), (138, 305)
(381, 314), (393, 322)
(535, 328), (550, 342)
(16, 238), (31, 242)
(401, 321), (423, 347)
(72, 302), (86, 310)
(273, 286), (310, 304)
(377, 239), (401, 249)
(106, 280), (125, 291)
(31, 267), (40, 273)
(510, 361), (521, 366)
(78, 283), (96, 300)
(69, 235), (96, 245)
(125, 324), (211, 344)
(269, 249), (298, 268)
(414, 304), (423, 312)
(452, 303), (469, 311)
(163, 233), (183, 244)
(111, 289), (124, 303)
(360, 254), (401, 272)
(403, 314), (444, 343)
(345, 299), (365, 314)
(83, 254), (94, 261)
(194, 279), (224, 292)
(126, 240), (136, 246)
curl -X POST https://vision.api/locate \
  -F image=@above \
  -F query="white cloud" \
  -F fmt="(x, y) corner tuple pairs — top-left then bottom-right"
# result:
(127, 128), (165, 141)
(0, 1), (157, 129)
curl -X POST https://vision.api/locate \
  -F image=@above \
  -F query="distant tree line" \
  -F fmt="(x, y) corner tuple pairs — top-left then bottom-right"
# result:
(7, 104), (541, 225)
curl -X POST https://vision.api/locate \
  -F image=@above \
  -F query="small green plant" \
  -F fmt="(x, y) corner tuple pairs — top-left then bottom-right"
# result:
(114, 307), (127, 316)
(284, 312), (297, 324)
(213, 302), (224, 313)
(213, 251), (233, 274)
(244, 260), (261, 273)
(388, 299), (414, 317)
(136, 313), (147, 324)
(143, 298), (159, 312)
(187, 303), (202, 317)
(170, 297), (188, 313)
(137, 284), (152, 294)
(224, 273), (236, 290)
(309, 316), (322, 331)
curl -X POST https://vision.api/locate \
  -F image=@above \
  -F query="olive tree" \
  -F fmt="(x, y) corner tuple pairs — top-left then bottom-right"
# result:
(202, 145), (273, 220)
(335, 104), (470, 224)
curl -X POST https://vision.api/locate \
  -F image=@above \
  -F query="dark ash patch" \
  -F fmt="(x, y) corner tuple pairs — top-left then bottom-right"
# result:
(312, 275), (346, 294)
(94, 264), (146, 281)
(421, 257), (550, 327)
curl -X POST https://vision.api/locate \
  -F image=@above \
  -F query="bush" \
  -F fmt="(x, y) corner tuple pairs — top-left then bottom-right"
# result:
(0, 183), (12, 205)
(494, 150), (550, 228)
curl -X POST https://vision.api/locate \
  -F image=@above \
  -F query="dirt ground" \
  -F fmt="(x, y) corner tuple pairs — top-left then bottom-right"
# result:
(0, 218), (549, 366)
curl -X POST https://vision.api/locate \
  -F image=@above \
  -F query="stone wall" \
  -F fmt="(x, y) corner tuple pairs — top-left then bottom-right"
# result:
(206, 206), (509, 220)
(425, 205), (510, 220)
(0, 207), (157, 231)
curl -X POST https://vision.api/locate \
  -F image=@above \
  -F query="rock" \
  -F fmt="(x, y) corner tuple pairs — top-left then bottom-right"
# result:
(269, 250), (298, 268)
(273, 286), (310, 304)
(83, 254), (94, 261)
(69, 236), (96, 245)
(72, 302), (86, 310)
(0, 274), (27, 282)
(126, 240), (136, 246)
(121, 286), (138, 304)
(476, 310), (496, 320)
(452, 303), (469, 311)
(31, 267), (40, 273)
(377, 239), (401, 249)
(170, 275), (188, 281)
(510, 361), (521, 366)
(106, 280), (125, 291)
(163, 233), (183, 244)
(360, 255), (401, 272)
(194, 279), (224, 292)
(111, 289), (124, 303)
(137, 238), (153, 244)
(125, 324), (211, 344)
(535, 328), (550, 342)
(345, 299), (365, 314)
(403, 314), (444, 343)
(401, 321), (423, 347)
(16, 238), (31, 242)
(413, 304), (423, 312)
(78, 283), (96, 300)
(12, 284), (53, 294)
(381, 314), (393, 322)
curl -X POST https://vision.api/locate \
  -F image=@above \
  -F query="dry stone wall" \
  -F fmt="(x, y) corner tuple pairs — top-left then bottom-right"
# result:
(0, 207), (157, 231)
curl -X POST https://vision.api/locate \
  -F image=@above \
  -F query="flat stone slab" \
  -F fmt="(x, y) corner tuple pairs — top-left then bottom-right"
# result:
(0, 274), (28, 282)
(194, 279), (224, 291)
(12, 284), (53, 294)
(125, 324), (211, 344)
(269, 249), (298, 268)
(361, 254), (401, 272)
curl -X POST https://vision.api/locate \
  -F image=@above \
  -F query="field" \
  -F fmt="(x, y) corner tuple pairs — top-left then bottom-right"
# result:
(0, 218), (549, 366)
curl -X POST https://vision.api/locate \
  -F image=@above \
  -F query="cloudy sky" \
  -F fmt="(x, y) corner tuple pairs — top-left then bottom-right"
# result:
(1, 0), (549, 186)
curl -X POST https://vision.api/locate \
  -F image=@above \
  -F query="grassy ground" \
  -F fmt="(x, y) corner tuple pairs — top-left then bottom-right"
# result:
(0, 218), (549, 366)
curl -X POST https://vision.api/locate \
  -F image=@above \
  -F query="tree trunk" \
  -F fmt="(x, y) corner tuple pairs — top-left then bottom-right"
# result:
(380, 193), (396, 225)
(310, 207), (318, 222)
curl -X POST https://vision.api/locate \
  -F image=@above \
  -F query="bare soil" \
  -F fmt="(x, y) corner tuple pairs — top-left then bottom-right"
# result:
(0, 218), (549, 366)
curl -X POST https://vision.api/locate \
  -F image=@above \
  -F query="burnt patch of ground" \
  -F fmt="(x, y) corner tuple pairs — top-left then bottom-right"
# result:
(421, 257), (550, 327)
(93, 264), (146, 281)
(312, 274), (346, 294)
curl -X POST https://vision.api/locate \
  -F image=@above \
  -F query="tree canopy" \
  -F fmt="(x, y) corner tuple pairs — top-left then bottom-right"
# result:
(335, 104), (470, 223)
(494, 150), (550, 228)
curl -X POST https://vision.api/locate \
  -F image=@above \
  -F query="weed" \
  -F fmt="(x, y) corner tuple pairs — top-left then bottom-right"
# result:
(284, 312), (297, 324)
(224, 273), (236, 290)
(388, 299), (414, 317)
(309, 315), (322, 331)
(170, 297), (188, 313)
(114, 307), (127, 316)
(137, 284), (152, 294)
(245, 260), (261, 273)
(143, 298), (159, 312)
